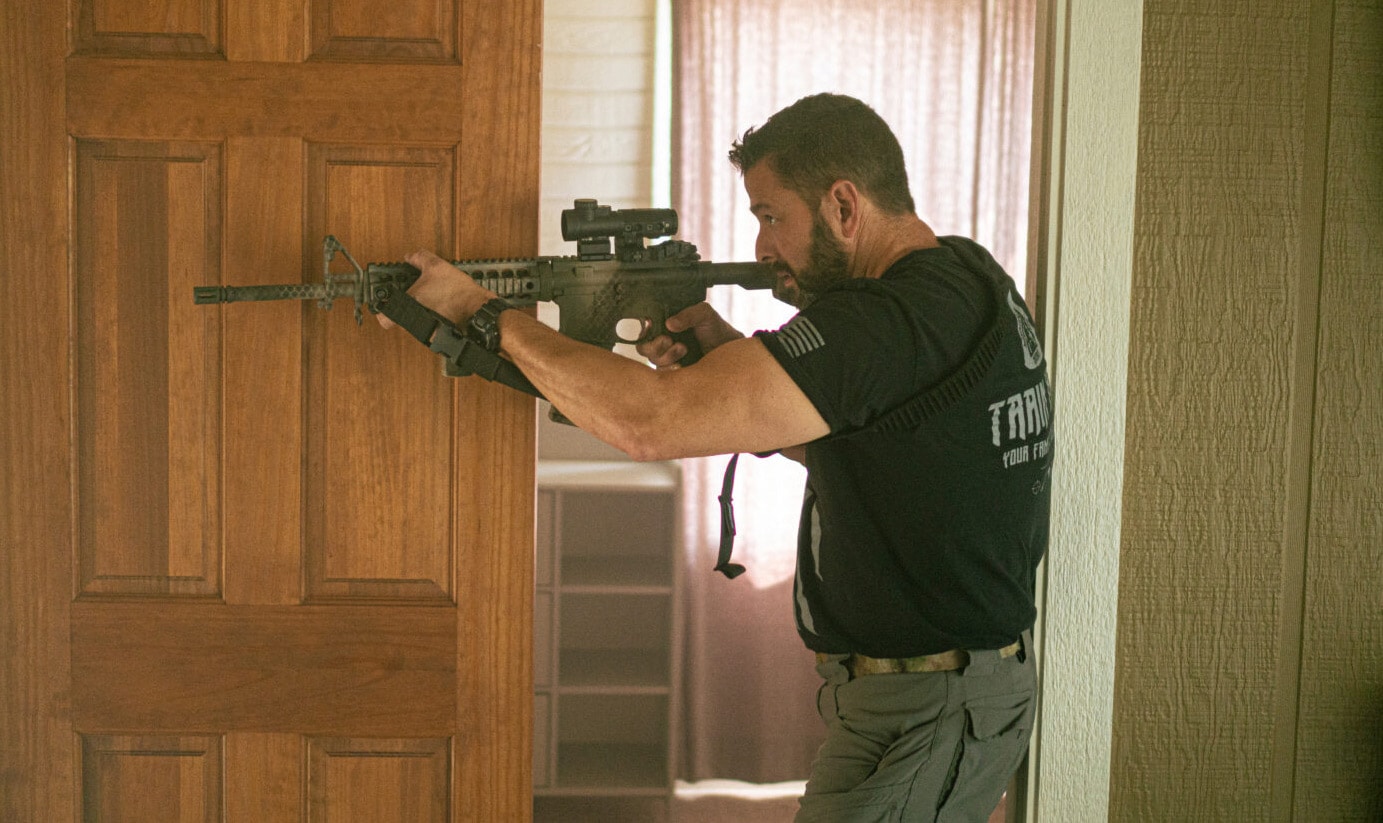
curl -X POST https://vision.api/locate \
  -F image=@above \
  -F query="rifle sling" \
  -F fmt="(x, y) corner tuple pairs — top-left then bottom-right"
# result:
(714, 453), (747, 579)
(372, 282), (546, 401)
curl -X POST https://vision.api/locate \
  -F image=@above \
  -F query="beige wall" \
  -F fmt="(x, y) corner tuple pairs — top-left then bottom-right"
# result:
(1112, 0), (1382, 820)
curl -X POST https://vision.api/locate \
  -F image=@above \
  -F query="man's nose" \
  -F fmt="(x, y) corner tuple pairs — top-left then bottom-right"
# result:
(755, 230), (776, 264)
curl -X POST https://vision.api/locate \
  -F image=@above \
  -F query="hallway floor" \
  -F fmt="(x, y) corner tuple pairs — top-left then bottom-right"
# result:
(536, 781), (1009, 822)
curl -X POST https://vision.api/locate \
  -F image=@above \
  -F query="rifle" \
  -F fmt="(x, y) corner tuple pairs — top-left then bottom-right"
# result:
(193, 199), (775, 410)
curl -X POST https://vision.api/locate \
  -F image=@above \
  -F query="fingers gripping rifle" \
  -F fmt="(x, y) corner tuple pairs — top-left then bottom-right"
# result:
(193, 200), (776, 413)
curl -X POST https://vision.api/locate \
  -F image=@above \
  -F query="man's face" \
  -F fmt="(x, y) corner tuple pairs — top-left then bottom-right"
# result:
(744, 162), (851, 308)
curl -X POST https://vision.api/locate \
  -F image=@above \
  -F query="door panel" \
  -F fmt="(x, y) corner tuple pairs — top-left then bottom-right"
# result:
(303, 143), (458, 604)
(307, 737), (452, 822)
(1, 0), (541, 820)
(74, 139), (224, 599)
(74, 0), (221, 57)
(80, 735), (223, 823)
(310, 0), (456, 61)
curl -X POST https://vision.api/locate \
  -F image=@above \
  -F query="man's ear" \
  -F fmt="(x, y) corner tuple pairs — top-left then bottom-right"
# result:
(826, 180), (862, 238)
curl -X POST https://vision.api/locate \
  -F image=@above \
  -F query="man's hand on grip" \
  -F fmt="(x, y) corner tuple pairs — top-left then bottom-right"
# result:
(637, 302), (743, 369)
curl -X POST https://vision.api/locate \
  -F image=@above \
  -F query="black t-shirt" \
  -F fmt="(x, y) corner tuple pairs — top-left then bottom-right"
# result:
(755, 238), (1052, 658)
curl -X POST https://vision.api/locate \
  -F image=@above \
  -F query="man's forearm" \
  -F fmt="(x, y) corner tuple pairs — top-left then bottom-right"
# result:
(496, 310), (686, 460)
(494, 309), (830, 462)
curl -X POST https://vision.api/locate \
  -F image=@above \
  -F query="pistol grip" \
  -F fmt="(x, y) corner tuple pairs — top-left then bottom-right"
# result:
(671, 327), (704, 366)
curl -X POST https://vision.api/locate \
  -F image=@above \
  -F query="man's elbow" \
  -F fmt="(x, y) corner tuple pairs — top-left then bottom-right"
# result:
(598, 402), (693, 462)
(595, 375), (697, 462)
(605, 424), (684, 463)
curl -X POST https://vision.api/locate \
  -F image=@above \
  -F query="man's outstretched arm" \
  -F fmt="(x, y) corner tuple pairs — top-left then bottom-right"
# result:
(388, 250), (829, 461)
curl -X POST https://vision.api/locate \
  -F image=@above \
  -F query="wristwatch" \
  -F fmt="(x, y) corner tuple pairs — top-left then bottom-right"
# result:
(466, 297), (513, 353)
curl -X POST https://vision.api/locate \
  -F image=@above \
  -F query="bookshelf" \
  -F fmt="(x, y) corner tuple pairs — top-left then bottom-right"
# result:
(533, 460), (682, 821)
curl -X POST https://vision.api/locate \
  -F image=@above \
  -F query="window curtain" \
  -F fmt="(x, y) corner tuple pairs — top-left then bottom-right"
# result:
(673, 0), (1038, 782)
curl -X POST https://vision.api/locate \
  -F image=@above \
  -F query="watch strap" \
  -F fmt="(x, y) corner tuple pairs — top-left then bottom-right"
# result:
(466, 297), (513, 352)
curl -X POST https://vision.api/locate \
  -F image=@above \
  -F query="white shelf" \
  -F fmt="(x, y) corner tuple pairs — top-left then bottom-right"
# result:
(558, 650), (671, 689)
(537, 459), (680, 491)
(533, 462), (681, 815)
(555, 743), (669, 790)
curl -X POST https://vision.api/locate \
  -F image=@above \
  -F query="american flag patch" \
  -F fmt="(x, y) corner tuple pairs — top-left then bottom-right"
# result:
(775, 316), (826, 358)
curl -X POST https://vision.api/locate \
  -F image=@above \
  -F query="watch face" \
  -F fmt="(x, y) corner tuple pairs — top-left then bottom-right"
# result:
(467, 299), (507, 352)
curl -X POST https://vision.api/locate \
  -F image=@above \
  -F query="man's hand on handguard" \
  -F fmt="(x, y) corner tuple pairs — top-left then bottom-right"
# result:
(375, 249), (496, 330)
(637, 302), (744, 369)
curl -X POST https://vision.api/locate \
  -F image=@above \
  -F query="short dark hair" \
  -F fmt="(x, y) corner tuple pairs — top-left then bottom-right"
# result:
(728, 93), (916, 215)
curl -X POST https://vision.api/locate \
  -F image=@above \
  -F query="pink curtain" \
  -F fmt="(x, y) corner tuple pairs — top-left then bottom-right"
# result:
(673, 0), (1037, 782)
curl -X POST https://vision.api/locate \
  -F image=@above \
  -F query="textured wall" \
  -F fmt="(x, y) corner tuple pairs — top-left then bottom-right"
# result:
(1112, 0), (1383, 819)
(1293, 0), (1383, 817)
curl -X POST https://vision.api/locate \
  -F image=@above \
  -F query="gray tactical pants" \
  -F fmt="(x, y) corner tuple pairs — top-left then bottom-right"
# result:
(796, 633), (1035, 823)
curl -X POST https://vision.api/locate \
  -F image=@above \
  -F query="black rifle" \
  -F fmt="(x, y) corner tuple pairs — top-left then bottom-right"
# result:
(194, 199), (775, 406)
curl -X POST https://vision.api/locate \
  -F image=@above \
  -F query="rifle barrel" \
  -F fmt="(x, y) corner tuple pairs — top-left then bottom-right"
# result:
(193, 284), (337, 304)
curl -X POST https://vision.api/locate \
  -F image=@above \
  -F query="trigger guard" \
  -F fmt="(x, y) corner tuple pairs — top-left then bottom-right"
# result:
(615, 316), (657, 346)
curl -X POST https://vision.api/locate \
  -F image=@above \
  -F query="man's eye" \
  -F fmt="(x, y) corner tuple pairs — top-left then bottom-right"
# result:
(763, 215), (779, 226)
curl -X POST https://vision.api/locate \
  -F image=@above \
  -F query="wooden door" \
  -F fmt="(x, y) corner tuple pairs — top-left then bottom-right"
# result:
(2, 2), (540, 821)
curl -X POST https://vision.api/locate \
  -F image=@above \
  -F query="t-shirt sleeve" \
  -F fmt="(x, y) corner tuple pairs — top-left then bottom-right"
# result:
(754, 274), (988, 433)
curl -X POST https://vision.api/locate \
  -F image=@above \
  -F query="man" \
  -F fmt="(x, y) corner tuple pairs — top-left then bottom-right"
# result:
(388, 93), (1052, 822)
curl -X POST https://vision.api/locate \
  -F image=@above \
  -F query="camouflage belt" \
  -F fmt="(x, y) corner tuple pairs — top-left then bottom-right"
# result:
(817, 640), (1021, 677)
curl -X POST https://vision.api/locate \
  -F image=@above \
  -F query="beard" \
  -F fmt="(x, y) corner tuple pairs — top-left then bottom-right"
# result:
(772, 214), (851, 309)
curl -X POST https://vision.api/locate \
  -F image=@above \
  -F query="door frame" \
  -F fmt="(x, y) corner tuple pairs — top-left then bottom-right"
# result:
(1022, 1), (1144, 821)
